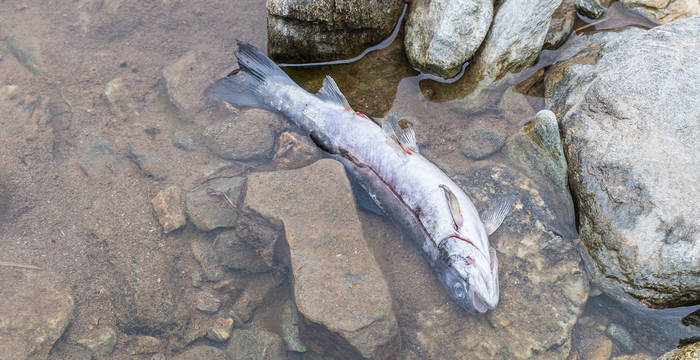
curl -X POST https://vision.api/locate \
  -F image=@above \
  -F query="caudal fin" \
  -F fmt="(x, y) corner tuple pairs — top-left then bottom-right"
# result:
(204, 42), (293, 110)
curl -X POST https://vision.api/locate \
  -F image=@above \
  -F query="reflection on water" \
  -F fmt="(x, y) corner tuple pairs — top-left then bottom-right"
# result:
(0, 0), (697, 359)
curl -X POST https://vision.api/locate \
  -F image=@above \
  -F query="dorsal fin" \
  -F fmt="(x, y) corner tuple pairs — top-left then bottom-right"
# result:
(382, 112), (419, 153)
(316, 76), (350, 108)
(439, 184), (463, 230)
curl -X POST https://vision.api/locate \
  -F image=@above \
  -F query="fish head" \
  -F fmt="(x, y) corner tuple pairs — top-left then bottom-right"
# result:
(438, 236), (499, 314)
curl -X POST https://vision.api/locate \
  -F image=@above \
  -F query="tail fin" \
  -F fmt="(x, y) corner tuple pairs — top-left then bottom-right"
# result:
(204, 42), (293, 110)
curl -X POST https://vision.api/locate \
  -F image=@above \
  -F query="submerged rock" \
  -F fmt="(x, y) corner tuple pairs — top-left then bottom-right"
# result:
(545, 17), (700, 308)
(213, 230), (271, 273)
(460, 115), (508, 160)
(202, 109), (283, 161)
(273, 131), (322, 170)
(111, 251), (189, 335)
(185, 177), (243, 232)
(266, 0), (403, 62)
(240, 159), (399, 359)
(0, 271), (74, 360)
(364, 163), (587, 359)
(172, 345), (229, 360)
(280, 299), (308, 352)
(226, 329), (285, 360)
(404, 0), (493, 78)
(470, 0), (563, 80)
(503, 110), (573, 220)
(76, 327), (117, 357)
(4, 32), (45, 75)
(619, 0), (699, 24)
(127, 144), (169, 180)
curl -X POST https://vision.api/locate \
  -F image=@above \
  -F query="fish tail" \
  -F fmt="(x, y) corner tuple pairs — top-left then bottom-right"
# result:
(204, 41), (294, 111)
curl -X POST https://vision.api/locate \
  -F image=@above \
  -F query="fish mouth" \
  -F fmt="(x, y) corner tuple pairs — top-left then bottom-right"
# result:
(473, 292), (489, 313)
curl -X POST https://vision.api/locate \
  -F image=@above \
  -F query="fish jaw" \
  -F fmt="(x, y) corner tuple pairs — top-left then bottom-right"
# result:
(439, 236), (500, 313)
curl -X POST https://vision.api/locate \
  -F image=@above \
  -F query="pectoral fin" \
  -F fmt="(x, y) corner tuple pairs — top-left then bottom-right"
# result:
(439, 184), (463, 230)
(481, 195), (516, 235)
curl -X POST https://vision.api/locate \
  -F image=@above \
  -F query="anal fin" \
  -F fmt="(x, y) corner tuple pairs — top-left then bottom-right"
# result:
(481, 194), (516, 235)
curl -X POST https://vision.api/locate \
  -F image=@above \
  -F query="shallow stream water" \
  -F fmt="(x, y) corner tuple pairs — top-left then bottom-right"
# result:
(0, 1), (696, 359)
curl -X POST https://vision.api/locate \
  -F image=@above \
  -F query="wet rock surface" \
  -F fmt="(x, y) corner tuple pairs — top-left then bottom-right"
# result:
(576, 0), (612, 18)
(470, 0), (563, 80)
(544, 0), (576, 49)
(127, 143), (169, 180)
(230, 272), (282, 323)
(657, 341), (700, 360)
(266, 0), (404, 62)
(0, 271), (74, 360)
(404, 0), (493, 78)
(460, 115), (508, 160)
(363, 162), (588, 359)
(545, 17), (700, 308)
(241, 159), (399, 359)
(619, 0), (699, 24)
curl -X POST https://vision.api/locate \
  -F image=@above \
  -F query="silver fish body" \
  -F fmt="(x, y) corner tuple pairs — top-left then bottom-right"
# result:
(205, 43), (513, 313)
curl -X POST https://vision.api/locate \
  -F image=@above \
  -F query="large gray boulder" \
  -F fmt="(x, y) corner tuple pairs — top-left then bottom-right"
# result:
(266, 0), (403, 62)
(545, 18), (700, 308)
(404, 0), (493, 78)
(470, 0), (563, 80)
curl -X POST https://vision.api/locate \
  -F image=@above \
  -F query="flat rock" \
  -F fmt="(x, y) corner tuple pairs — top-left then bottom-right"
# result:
(619, 0), (699, 23)
(363, 163), (588, 359)
(0, 271), (74, 360)
(241, 159), (399, 359)
(545, 17), (700, 308)
(404, 0), (493, 78)
(226, 329), (285, 360)
(202, 109), (283, 161)
(470, 0), (563, 80)
(266, 0), (403, 62)
(185, 177), (243, 231)
(151, 186), (186, 233)
(196, 290), (222, 314)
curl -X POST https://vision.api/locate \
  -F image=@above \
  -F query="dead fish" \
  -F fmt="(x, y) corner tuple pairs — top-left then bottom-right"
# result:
(205, 42), (515, 313)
